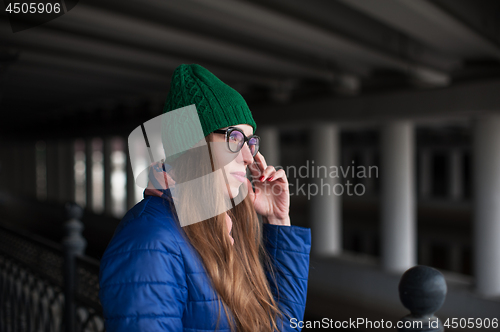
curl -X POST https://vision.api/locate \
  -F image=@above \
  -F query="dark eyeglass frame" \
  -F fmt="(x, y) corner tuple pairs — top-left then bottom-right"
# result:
(213, 127), (260, 157)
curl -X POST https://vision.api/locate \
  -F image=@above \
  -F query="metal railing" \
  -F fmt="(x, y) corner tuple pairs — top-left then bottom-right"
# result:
(0, 203), (104, 332)
(0, 201), (448, 332)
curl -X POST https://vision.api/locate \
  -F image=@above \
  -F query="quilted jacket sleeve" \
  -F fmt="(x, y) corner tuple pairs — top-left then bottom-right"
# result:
(262, 224), (311, 332)
(98, 215), (188, 331)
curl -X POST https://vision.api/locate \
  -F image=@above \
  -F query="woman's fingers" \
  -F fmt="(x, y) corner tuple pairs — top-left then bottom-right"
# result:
(253, 152), (267, 174)
(248, 152), (288, 186)
(266, 169), (286, 183)
(257, 167), (288, 183)
(258, 165), (276, 181)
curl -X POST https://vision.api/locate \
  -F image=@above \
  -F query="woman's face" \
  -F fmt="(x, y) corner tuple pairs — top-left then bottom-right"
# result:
(210, 124), (254, 199)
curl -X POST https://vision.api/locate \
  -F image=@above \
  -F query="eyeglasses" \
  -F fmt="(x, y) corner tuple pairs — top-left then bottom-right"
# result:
(213, 127), (260, 157)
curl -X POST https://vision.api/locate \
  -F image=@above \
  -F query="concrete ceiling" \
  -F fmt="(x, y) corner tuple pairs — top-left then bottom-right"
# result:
(1, 0), (500, 137)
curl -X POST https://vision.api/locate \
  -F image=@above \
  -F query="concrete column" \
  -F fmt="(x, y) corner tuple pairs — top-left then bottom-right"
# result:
(67, 141), (76, 202)
(449, 148), (464, 201)
(419, 148), (432, 199)
(126, 147), (137, 209)
(57, 140), (75, 203)
(381, 122), (416, 273)
(35, 141), (47, 200)
(258, 126), (280, 167)
(310, 123), (342, 256)
(46, 140), (59, 202)
(473, 116), (500, 295)
(21, 142), (37, 197)
(85, 138), (93, 211)
(103, 137), (113, 215)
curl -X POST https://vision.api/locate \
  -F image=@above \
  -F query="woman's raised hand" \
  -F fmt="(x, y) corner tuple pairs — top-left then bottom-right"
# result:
(246, 152), (290, 226)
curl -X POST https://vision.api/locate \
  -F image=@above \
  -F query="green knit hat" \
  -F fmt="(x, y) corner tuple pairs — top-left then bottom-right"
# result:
(163, 64), (257, 136)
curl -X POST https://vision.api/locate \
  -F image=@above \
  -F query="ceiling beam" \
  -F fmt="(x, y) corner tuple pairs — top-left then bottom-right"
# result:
(246, 0), (459, 72)
(338, 0), (500, 59)
(180, 0), (449, 81)
(52, 0), (450, 81)
(253, 78), (500, 125)
(17, 51), (170, 86)
(31, 5), (335, 81)
(0, 22), (280, 88)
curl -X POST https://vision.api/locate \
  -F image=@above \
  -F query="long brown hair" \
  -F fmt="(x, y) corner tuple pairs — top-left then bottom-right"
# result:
(165, 133), (285, 332)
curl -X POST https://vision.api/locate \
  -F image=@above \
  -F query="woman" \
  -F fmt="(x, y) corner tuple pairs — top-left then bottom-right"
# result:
(99, 64), (311, 332)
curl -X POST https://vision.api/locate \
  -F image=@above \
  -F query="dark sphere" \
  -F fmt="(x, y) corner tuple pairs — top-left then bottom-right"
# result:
(399, 265), (447, 317)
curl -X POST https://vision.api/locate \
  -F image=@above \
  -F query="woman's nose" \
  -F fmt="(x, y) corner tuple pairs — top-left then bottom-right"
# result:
(239, 142), (254, 165)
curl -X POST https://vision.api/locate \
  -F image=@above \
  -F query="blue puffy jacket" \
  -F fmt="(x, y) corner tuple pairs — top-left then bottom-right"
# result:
(99, 190), (311, 331)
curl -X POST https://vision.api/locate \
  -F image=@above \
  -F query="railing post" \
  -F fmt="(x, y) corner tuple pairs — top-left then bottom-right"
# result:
(398, 266), (447, 332)
(62, 202), (87, 332)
